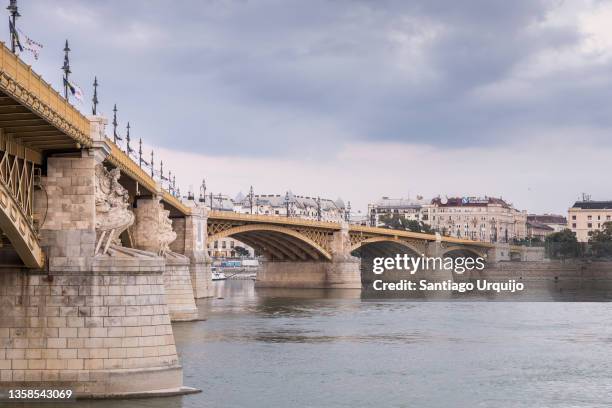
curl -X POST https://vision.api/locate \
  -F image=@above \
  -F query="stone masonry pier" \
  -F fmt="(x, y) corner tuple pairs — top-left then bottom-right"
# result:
(0, 117), (197, 397)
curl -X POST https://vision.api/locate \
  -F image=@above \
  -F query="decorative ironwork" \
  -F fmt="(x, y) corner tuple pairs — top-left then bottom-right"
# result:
(62, 40), (70, 100)
(0, 133), (43, 268)
(92, 76), (98, 115)
(0, 43), (91, 146)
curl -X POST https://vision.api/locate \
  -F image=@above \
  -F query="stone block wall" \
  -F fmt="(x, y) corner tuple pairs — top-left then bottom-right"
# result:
(36, 153), (97, 271)
(188, 252), (213, 298)
(170, 210), (213, 298)
(0, 261), (184, 396)
(257, 260), (361, 289)
(163, 255), (199, 321)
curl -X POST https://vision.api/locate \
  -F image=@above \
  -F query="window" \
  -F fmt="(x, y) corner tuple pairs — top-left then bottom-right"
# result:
(588, 223), (593, 228)
(588, 215), (592, 220)
(598, 215), (601, 220)
(572, 223), (576, 228)
(222, 241), (226, 249)
(572, 215), (576, 220)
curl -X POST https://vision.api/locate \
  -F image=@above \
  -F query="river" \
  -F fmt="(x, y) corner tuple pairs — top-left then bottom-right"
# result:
(11, 280), (612, 407)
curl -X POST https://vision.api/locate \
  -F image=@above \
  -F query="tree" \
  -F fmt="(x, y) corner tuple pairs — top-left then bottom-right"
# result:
(234, 246), (251, 257)
(545, 229), (579, 259)
(589, 222), (612, 257)
(378, 214), (433, 233)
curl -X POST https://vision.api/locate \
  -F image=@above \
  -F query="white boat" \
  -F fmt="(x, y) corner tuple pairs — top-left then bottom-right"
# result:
(212, 270), (227, 281)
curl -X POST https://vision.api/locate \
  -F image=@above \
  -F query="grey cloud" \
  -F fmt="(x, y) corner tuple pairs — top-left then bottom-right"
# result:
(17, 0), (612, 158)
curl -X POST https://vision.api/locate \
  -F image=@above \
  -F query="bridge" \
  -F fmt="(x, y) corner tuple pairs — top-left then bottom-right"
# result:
(0, 42), (534, 397)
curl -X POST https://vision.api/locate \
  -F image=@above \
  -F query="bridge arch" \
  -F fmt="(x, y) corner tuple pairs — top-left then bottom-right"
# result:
(441, 245), (487, 260)
(350, 237), (425, 258)
(208, 224), (332, 261)
(0, 182), (43, 268)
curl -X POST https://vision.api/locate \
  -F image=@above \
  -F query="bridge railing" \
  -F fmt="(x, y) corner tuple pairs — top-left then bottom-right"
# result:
(0, 41), (91, 147)
(208, 210), (342, 229)
(104, 137), (192, 216)
(349, 224), (494, 247)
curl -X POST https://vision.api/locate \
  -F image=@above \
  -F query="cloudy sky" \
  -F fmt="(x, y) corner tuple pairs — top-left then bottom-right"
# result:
(17, 0), (612, 214)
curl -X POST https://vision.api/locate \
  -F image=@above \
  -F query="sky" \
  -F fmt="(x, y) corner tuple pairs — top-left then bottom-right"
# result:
(13, 0), (612, 215)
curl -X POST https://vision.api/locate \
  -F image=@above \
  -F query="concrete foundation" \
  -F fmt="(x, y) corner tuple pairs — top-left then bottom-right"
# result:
(256, 259), (361, 289)
(0, 255), (193, 397)
(188, 254), (213, 299)
(163, 254), (199, 321)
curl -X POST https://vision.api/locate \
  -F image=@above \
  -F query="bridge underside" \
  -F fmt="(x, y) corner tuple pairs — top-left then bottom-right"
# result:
(232, 231), (325, 261)
(207, 222), (335, 262)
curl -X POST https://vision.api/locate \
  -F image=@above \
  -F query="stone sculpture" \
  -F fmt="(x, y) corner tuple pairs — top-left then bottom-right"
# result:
(130, 197), (177, 256)
(94, 164), (134, 254)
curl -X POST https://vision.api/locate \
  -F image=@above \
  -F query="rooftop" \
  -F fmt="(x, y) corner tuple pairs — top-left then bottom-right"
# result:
(431, 196), (511, 208)
(571, 201), (612, 210)
(527, 214), (567, 224)
(371, 197), (429, 209)
(526, 220), (554, 231)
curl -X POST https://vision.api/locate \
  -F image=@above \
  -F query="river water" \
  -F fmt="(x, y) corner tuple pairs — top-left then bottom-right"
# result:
(11, 280), (612, 408)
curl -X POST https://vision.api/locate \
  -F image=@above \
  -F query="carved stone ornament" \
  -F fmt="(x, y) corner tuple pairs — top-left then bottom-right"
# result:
(94, 164), (135, 255)
(130, 197), (177, 257)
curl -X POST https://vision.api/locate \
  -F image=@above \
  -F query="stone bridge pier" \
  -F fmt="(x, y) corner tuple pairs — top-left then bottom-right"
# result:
(169, 204), (213, 299)
(130, 196), (200, 322)
(255, 223), (361, 289)
(0, 117), (194, 397)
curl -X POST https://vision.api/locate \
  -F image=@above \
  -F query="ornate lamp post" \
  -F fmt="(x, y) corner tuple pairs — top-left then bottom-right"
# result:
(285, 191), (290, 218)
(249, 185), (254, 215)
(150, 150), (154, 178)
(199, 179), (206, 203)
(7, 0), (20, 54)
(92, 77), (99, 115)
(346, 201), (351, 222)
(112, 104), (121, 144)
(62, 40), (71, 100)
(125, 122), (131, 155)
(138, 138), (143, 167)
(217, 193), (223, 210)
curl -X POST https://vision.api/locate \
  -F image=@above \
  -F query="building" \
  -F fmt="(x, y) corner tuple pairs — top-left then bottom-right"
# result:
(207, 237), (255, 258)
(568, 200), (612, 242)
(233, 192), (347, 222)
(203, 194), (235, 211)
(191, 195), (254, 258)
(367, 196), (429, 227)
(526, 220), (554, 241)
(424, 196), (527, 242)
(527, 214), (567, 234)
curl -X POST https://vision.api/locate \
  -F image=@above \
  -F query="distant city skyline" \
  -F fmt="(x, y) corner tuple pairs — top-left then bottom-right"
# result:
(15, 0), (612, 215)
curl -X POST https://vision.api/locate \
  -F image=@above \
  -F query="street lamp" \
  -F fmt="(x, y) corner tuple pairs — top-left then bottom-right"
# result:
(346, 201), (351, 222)
(217, 193), (223, 210)
(285, 191), (290, 218)
(187, 184), (194, 201)
(199, 179), (206, 203)
(249, 186), (254, 215)
(316, 196), (322, 221)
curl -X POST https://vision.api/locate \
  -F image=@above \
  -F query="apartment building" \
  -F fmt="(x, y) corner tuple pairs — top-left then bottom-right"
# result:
(568, 200), (612, 242)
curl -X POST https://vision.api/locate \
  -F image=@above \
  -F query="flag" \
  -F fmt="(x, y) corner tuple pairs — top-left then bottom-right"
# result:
(8, 18), (23, 52)
(63, 78), (84, 103)
(18, 29), (43, 60)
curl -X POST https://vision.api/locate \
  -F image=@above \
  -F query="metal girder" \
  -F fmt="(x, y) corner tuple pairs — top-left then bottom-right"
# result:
(0, 134), (43, 268)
